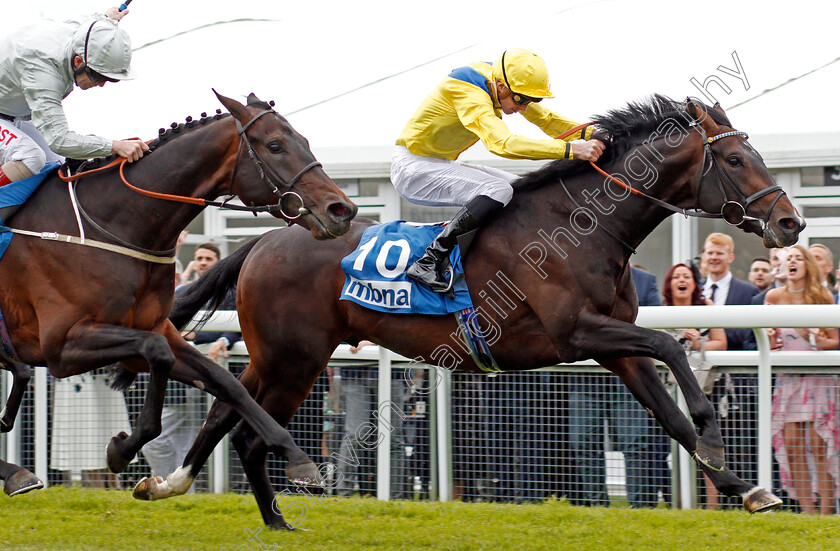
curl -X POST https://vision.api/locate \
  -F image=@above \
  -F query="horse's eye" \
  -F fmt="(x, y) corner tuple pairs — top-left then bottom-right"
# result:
(727, 155), (741, 167)
(268, 141), (284, 154)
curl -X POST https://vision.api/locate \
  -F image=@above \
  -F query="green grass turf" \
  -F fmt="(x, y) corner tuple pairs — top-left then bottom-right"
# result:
(0, 487), (838, 550)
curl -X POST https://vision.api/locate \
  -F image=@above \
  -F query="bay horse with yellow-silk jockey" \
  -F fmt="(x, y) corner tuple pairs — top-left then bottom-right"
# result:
(139, 96), (803, 528)
(0, 91), (355, 496)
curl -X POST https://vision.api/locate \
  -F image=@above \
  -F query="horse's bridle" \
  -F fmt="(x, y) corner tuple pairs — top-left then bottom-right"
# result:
(228, 108), (322, 221)
(50, 107), (326, 260)
(586, 123), (787, 230)
(692, 127), (785, 230)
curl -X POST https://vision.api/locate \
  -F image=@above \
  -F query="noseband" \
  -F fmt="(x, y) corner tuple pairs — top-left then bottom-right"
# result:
(230, 109), (322, 221)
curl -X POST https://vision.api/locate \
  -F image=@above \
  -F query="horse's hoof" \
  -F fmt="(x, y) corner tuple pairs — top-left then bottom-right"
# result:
(106, 431), (132, 474)
(694, 440), (725, 472)
(267, 520), (296, 531)
(743, 487), (782, 513)
(285, 462), (324, 487)
(4, 469), (44, 497)
(0, 416), (12, 434)
(133, 476), (164, 501)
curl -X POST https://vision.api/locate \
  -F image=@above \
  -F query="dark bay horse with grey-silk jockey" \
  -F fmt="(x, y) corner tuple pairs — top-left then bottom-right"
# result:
(0, 91), (356, 497)
(139, 96), (802, 528)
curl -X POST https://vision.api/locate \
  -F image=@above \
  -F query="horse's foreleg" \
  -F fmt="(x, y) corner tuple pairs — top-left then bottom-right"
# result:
(165, 333), (321, 485)
(49, 322), (175, 473)
(572, 313), (723, 468)
(0, 360), (31, 433)
(599, 356), (779, 511)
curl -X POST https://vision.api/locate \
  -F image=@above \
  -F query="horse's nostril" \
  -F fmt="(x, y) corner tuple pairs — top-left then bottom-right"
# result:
(329, 202), (356, 221)
(780, 217), (800, 231)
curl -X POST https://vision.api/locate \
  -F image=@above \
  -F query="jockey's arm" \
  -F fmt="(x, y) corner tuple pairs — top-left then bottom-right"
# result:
(22, 80), (113, 159)
(451, 84), (598, 161)
(22, 64), (146, 161)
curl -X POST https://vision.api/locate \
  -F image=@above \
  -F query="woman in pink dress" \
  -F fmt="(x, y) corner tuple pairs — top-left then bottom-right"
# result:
(766, 244), (839, 514)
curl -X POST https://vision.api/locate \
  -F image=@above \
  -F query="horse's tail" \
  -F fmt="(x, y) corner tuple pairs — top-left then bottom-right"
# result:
(169, 234), (263, 330)
(107, 362), (138, 392)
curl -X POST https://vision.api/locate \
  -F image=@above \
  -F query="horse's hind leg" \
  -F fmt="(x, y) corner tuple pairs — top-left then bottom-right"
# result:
(0, 459), (43, 496)
(49, 321), (177, 473)
(600, 356), (780, 512)
(134, 397), (242, 501)
(0, 359), (30, 433)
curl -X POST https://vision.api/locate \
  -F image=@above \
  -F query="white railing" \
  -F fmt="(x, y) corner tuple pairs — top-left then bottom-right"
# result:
(5, 305), (840, 508)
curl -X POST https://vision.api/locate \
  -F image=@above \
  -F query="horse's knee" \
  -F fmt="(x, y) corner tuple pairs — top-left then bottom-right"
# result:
(143, 335), (176, 367)
(10, 364), (30, 384)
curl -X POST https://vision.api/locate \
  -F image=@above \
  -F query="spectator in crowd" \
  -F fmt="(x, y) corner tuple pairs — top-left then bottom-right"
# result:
(700, 232), (760, 509)
(142, 242), (240, 481)
(51, 369), (132, 488)
(660, 263), (727, 508)
(753, 247), (789, 305)
(747, 257), (773, 293)
(568, 266), (661, 508)
(808, 243), (837, 294)
(173, 231), (188, 287)
(178, 243), (241, 362)
(334, 340), (410, 499)
(766, 244), (839, 515)
(0, 6), (148, 187)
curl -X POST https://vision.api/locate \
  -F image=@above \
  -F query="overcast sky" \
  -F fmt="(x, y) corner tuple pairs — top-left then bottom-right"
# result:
(7, 0), (840, 157)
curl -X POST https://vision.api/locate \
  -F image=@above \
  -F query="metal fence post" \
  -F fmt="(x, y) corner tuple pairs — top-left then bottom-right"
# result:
(4, 370), (19, 467)
(34, 366), (48, 486)
(435, 367), (452, 502)
(753, 327), (773, 492)
(376, 347), (392, 501)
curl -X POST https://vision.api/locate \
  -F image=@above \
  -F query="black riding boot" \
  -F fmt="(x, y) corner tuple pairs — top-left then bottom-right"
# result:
(407, 195), (503, 293)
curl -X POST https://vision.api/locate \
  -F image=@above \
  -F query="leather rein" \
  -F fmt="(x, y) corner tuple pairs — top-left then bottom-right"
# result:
(557, 118), (787, 254)
(41, 108), (322, 262)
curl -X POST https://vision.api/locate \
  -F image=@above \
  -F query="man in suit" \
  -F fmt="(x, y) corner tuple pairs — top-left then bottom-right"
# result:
(701, 232), (760, 508)
(568, 265), (662, 508)
(631, 265), (660, 307)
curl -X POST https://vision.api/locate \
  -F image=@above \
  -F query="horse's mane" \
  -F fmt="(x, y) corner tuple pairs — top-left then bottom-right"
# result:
(513, 94), (731, 192)
(148, 110), (230, 151)
(149, 94), (275, 151)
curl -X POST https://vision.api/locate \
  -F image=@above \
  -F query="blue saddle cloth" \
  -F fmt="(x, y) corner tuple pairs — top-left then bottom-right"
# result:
(0, 162), (60, 259)
(339, 221), (474, 314)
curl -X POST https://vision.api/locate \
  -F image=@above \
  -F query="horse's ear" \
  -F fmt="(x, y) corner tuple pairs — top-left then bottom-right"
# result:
(685, 97), (720, 134)
(246, 93), (262, 107)
(213, 89), (249, 121)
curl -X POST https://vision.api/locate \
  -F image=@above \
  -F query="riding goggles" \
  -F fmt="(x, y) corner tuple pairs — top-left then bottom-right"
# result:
(511, 93), (542, 106)
(86, 67), (119, 84)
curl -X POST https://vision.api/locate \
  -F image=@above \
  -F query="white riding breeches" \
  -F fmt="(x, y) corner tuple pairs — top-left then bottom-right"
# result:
(0, 118), (63, 176)
(391, 145), (516, 207)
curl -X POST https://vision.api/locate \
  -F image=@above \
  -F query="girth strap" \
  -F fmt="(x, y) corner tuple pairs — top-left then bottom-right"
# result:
(2, 227), (175, 264)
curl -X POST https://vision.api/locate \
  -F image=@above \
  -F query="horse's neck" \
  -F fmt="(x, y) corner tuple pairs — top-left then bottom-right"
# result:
(29, 123), (235, 251)
(567, 135), (702, 252)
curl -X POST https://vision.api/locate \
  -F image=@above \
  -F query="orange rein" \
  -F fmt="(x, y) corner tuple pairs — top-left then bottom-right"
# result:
(556, 123), (647, 198)
(57, 143), (207, 207)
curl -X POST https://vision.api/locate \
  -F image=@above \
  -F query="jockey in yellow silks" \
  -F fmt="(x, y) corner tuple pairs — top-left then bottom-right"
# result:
(392, 48), (605, 293)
